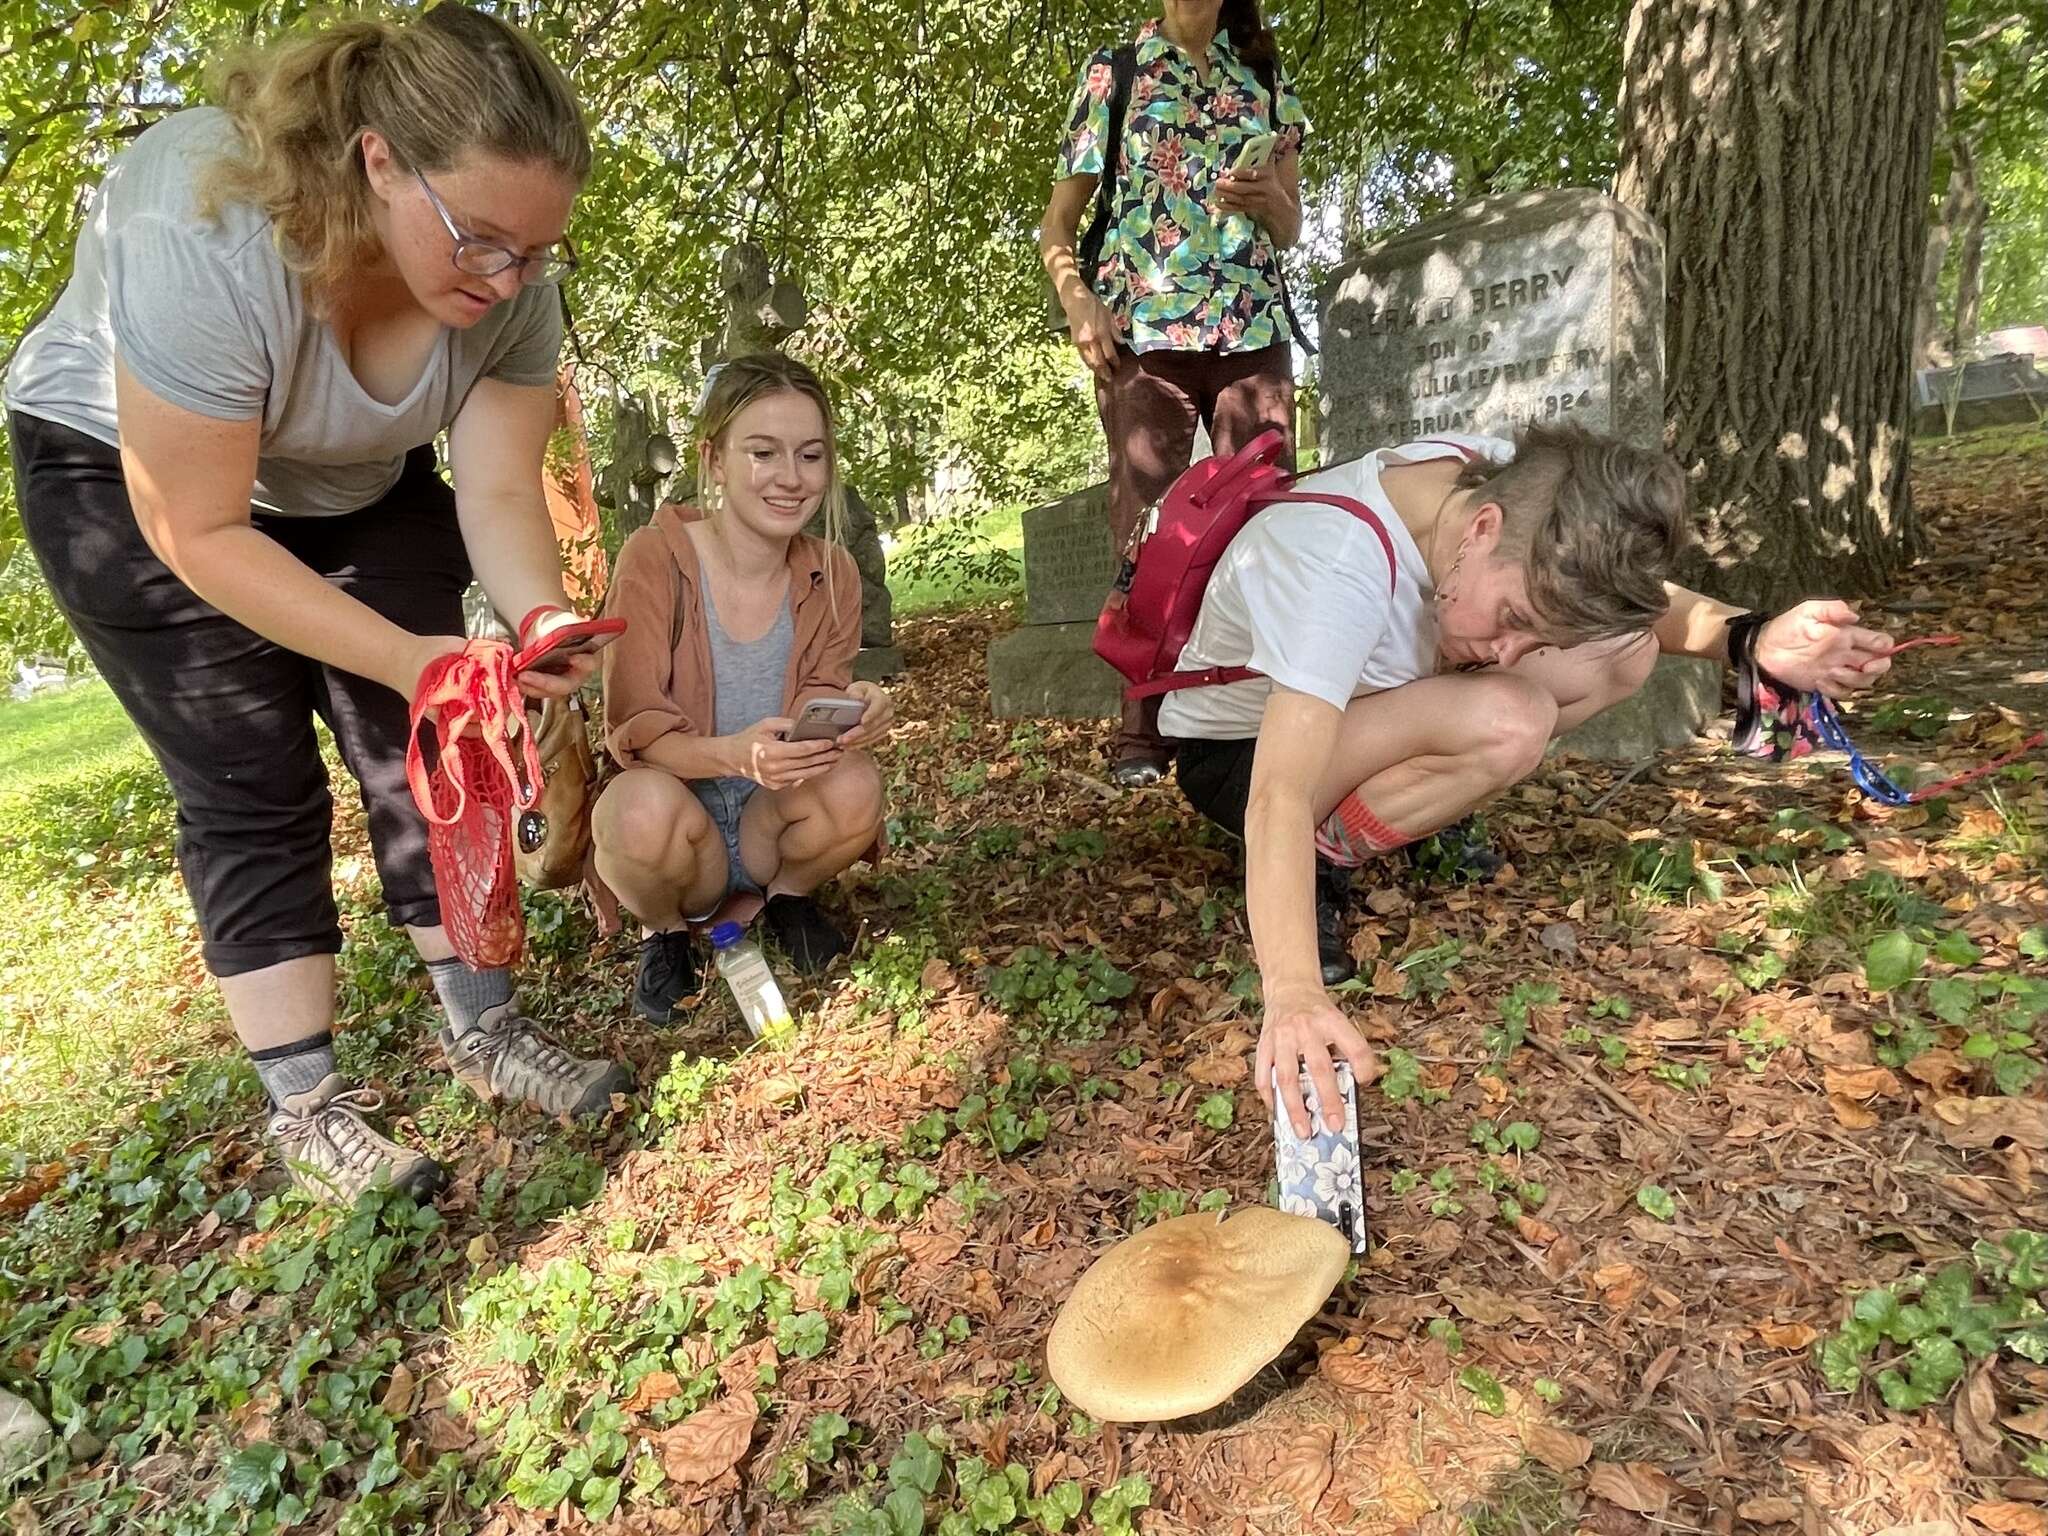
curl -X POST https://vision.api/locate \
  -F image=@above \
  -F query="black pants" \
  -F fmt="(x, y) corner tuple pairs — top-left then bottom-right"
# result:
(1174, 736), (1259, 837)
(8, 412), (471, 977)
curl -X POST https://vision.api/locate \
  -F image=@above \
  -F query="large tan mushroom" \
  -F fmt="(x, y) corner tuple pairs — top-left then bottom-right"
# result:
(1046, 1206), (1350, 1422)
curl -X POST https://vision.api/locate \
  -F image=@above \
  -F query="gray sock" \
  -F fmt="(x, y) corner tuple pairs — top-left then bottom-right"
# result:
(426, 958), (514, 1041)
(251, 1033), (337, 1110)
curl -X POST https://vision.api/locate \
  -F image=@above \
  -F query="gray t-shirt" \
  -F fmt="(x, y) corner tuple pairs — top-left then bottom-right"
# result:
(3, 107), (564, 516)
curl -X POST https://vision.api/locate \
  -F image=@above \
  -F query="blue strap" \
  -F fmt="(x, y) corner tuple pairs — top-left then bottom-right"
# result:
(1807, 696), (1916, 806)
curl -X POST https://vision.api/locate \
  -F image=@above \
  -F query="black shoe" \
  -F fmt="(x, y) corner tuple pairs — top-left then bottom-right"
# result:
(633, 929), (700, 1024)
(1316, 861), (1356, 987)
(1406, 815), (1506, 885)
(763, 894), (848, 976)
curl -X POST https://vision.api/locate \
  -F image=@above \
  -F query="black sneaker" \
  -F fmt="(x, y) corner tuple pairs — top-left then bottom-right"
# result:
(1316, 861), (1356, 987)
(762, 894), (848, 975)
(1406, 815), (1506, 885)
(633, 929), (701, 1024)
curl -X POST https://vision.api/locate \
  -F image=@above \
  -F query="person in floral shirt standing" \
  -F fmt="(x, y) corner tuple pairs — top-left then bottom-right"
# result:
(1041, 0), (1310, 787)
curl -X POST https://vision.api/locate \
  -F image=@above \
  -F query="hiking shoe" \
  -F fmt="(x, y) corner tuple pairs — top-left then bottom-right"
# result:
(633, 928), (701, 1024)
(1316, 861), (1357, 987)
(1406, 815), (1506, 884)
(267, 1074), (446, 1204)
(1108, 756), (1166, 789)
(443, 1006), (630, 1121)
(763, 893), (848, 975)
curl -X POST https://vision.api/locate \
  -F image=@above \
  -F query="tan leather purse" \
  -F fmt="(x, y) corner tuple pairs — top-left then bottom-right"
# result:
(513, 694), (598, 889)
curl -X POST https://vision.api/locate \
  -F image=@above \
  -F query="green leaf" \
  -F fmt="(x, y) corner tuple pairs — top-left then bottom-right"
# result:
(883, 1486), (927, 1536)
(1456, 1365), (1507, 1416)
(1816, 1333), (1868, 1391)
(1994, 1053), (2042, 1096)
(776, 1310), (829, 1359)
(969, 1475), (1016, 1530)
(2019, 927), (2047, 962)
(887, 1432), (942, 1496)
(520, 1466), (575, 1510)
(1864, 931), (1925, 993)
(1950, 1304), (2005, 1358)
(1962, 1031), (2001, 1060)
(224, 1444), (287, 1503)
(1921, 1263), (1976, 1330)
(1934, 930), (1983, 967)
(1636, 1184), (1676, 1221)
(1533, 1377), (1564, 1404)
(581, 1475), (622, 1522)
(1852, 1287), (1902, 1333)
(1502, 1121), (1541, 1152)
(1905, 1333), (1966, 1399)
(1928, 977), (1979, 1025)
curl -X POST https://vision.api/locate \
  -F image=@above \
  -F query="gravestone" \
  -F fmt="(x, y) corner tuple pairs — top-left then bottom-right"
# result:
(1912, 353), (2048, 436)
(1320, 187), (1717, 760)
(987, 483), (1125, 718)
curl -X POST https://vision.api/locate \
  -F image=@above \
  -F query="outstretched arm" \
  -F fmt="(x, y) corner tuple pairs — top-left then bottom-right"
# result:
(1654, 584), (1894, 694)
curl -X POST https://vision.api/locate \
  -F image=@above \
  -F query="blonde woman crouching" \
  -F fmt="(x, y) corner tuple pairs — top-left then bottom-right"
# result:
(594, 354), (893, 1023)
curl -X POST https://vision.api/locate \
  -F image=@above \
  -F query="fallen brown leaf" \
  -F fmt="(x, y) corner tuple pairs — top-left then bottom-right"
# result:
(1592, 1263), (1646, 1310)
(656, 1394), (758, 1488)
(1824, 1064), (1903, 1100)
(1735, 1496), (1803, 1524)
(901, 1231), (967, 1266)
(1956, 1362), (2005, 1473)
(1184, 1050), (1247, 1088)
(379, 1362), (416, 1420)
(1754, 1321), (1820, 1351)
(1829, 1094), (1881, 1130)
(1520, 1423), (1592, 1473)
(1931, 1096), (2048, 1150)
(1968, 1502), (2048, 1536)
(419, 1412), (474, 1452)
(1442, 1283), (1516, 1326)
(1586, 1461), (1690, 1514)
(624, 1370), (683, 1416)
(2003, 1406), (2048, 1439)
(1262, 1425), (1335, 1512)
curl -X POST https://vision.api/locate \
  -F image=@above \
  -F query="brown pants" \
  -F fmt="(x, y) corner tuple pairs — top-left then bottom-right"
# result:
(1094, 341), (1296, 759)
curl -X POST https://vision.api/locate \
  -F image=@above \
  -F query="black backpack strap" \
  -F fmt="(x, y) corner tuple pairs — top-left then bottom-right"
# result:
(1076, 43), (1138, 290)
(1251, 55), (1315, 356)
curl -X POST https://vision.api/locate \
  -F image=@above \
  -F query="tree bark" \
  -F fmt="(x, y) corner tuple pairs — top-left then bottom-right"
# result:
(1949, 141), (1988, 356)
(1616, 0), (1947, 609)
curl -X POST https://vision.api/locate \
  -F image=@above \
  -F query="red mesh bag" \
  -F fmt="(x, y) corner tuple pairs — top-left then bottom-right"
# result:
(405, 641), (544, 970)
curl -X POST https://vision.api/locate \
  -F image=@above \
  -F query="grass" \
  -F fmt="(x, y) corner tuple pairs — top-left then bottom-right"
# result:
(0, 683), (248, 1165)
(883, 503), (1025, 616)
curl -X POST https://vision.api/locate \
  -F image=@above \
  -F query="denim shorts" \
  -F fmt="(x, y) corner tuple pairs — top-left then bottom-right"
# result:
(687, 776), (764, 916)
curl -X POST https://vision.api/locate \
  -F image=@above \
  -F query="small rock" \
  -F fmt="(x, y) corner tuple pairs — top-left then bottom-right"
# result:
(0, 1388), (53, 1483)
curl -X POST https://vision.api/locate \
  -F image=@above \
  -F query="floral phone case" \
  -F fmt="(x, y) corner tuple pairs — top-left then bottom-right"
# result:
(1271, 1063), (1369, 1253)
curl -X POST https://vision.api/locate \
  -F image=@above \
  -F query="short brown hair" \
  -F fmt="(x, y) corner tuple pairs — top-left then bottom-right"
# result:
(1456, 423), (1690, 646)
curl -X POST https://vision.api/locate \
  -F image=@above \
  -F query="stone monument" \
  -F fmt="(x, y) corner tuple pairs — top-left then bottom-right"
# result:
(987, 482), (1124, 718)
(1319, 187), (1717, 760)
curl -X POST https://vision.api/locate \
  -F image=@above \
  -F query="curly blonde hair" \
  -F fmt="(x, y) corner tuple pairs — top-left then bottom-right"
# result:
(201, 5), (590, 309)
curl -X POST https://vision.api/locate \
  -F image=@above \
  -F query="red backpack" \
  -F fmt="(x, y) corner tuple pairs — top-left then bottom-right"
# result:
(1092, 429), (1400, 701)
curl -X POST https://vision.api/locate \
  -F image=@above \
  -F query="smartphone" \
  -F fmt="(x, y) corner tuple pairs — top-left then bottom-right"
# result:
(1230, 132), (1278, 175)
(787, 697), (867, 743)
(1271, 1061), (1369, 1253)
(512, 616), (627, 677)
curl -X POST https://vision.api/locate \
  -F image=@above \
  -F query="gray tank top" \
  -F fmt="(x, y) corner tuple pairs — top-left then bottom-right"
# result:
(702, 580), (794, 782)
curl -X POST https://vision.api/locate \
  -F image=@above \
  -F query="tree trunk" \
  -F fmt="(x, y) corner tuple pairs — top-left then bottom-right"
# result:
(1914, 68), (1963, 370)
(1616, 0), (1947, 609)
(1949, 139), (1987, 357)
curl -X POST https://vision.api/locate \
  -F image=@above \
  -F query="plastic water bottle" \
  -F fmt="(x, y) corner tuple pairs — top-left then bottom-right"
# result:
(709, 922), (791, 1039)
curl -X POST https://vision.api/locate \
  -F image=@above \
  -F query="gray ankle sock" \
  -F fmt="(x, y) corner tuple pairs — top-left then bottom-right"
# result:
(251, 1033), (337, 1109)
(426, 958), (514, 1041)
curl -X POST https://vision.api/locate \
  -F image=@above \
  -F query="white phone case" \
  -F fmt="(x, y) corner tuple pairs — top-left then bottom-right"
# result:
(1271, 1063), (1368, 1253)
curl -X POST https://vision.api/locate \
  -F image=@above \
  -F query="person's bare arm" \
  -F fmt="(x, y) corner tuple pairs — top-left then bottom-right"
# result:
(1655, 582), (1894, 693)
(1245, 688), (1378, 1137)
(115, 359), (456, 697)
(1041, 173), (1121, 381)
(446, 376), (592, 699)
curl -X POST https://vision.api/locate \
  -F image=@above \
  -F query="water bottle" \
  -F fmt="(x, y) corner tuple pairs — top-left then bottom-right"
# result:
(709, 921), (791, 1039)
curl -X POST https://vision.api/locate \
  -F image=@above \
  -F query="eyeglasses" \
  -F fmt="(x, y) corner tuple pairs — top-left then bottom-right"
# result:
(414, 169), (577, 286)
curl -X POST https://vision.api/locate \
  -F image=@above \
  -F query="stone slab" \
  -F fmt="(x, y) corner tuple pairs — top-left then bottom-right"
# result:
(852, 646), (906, 683)
(988, 622), (1123, 720)
(1551, 656), (1721, 761)
(1020, 483), (1117, 626)
(1317, 188), (1664, 461)
(1912, 354), (2048, 436)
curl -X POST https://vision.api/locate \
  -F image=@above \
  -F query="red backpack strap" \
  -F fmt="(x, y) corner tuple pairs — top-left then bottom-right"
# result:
(1126, 663), (1259, 701)
(1249, 489), (1398, 595)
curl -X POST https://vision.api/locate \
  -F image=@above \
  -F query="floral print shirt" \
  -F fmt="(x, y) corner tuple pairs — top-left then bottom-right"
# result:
(1057, 20), (1310, 355)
